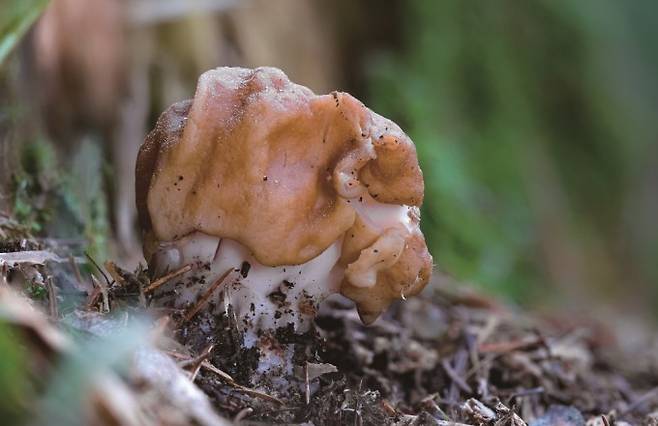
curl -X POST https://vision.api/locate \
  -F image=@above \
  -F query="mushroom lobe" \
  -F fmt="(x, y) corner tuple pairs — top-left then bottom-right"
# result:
(136, 66), (432, 326)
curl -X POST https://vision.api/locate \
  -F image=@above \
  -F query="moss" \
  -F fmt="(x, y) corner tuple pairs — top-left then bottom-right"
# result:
(10, 139), (57, 234)
(26, 282), (47, 300)
(7, 138), (110, 260)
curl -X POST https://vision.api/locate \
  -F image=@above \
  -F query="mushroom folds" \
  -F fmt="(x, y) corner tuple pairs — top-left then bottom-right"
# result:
(136, 67), (432, 328)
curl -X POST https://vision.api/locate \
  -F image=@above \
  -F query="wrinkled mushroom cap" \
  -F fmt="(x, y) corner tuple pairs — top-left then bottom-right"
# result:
(136, 67), (432, 323)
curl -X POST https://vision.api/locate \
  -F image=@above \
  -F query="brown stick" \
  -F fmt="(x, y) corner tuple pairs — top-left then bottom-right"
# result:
(91, 274), (110, 313)
(234, 407), (254, 423)
(183, 268), (233, 322)
(144, 264), (192, 293)
(478, 338), (542, 354)
(68, 254), (84, 287)
(46, 276), (58, 319)
(85, 252), (111, 286)
(187, 344), (214, 382)
(103, 261), (126, 287)
(166, 350), (284, 405)
(305, 362), (310, 405)
(441, 358), (473, 394)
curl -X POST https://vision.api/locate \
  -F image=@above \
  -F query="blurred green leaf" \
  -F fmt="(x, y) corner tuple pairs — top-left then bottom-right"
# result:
(0, 322), (31, 424)
(0, 0), (50, 65)
(38, 319), (149, 426)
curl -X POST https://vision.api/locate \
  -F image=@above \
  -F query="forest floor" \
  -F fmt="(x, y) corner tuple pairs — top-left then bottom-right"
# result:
(1, 229), (658, 425)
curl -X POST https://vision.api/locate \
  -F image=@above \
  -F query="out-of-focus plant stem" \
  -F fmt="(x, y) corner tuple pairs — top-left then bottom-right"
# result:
(0, 0), (50, 65)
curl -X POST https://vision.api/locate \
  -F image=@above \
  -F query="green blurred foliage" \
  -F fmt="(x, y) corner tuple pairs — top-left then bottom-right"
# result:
(38, 320), (148, 426)
(63, 138), (111, 260)
(11, 139), (57, 234)
(368, 0), (658, 306)
(0, 0), (49, 64)
(8, 138), (109, 260)
(0, 313), (148, 426)
(0, 323), (31, 424)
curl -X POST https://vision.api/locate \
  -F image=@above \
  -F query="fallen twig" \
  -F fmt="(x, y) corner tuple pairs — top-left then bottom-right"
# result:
(187, 344), (214, 383)
(46, 276), (58, 319)
(208, 369), (284, 405)
(85, 252), (112, 286)
(145, 264), (192, 293)
(91, 274), (110, 313)
(165, 350), (284, 405)
(233, 407), (253, 423)
(183, 268), (233, 323)
(478, 338), (542, 354)
(104, 261), (126, 287)
(68, 254), (83, 284)
(0, 264), (8, 287)
(620, 387), (658, 416)
(305, 361), (310, 405)
(442, 358), (473, 395)
(0, 250), (83, 266)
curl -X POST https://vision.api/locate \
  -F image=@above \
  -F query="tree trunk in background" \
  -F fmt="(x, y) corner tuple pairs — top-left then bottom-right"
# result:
(228, 0), (340, 93)
(0, 97), (17, 212)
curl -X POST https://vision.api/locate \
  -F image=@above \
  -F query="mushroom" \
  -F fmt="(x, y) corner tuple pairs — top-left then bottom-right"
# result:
(135, 66), (432, 365)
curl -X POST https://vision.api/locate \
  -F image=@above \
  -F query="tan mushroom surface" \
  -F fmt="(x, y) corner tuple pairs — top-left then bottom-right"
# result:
(136, 66), (432, 328)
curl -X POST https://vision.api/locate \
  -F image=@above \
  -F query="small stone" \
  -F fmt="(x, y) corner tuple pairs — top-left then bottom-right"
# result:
(530, 405), (585, 426)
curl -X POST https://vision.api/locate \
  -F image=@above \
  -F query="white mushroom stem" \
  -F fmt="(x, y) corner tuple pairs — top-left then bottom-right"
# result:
(151, 234), (344, 337)
(149, 194), (419, 335)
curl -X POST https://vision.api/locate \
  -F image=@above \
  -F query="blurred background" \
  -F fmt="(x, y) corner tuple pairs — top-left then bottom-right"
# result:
(1, 0), (657, 320)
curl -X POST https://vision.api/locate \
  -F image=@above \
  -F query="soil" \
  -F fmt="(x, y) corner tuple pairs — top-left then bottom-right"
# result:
(2, 243), (658, 425)
(142, 271), (658, 425)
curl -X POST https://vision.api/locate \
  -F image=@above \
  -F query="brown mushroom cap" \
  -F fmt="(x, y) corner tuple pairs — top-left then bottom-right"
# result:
(136, 66), (432, 322)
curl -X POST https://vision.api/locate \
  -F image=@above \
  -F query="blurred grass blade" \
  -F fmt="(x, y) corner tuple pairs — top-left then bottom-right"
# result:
(0, 0), (50, 65)
(38, 319), (150, 426)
